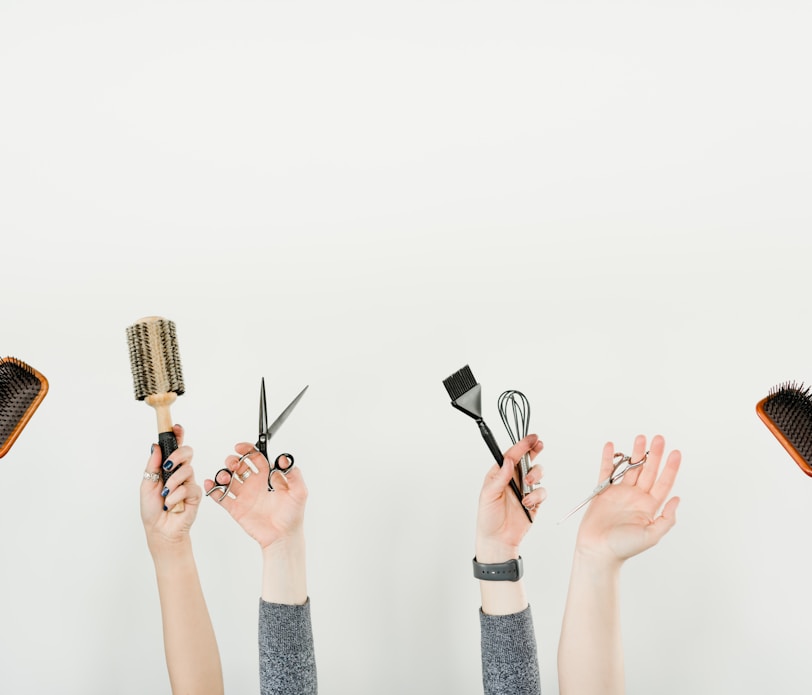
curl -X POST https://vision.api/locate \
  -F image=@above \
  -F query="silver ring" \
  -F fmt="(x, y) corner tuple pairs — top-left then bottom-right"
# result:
(237, 450), (260, 475)
(143, 471), (160, 483)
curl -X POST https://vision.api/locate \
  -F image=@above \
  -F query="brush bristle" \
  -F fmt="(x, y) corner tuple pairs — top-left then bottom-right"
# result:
(443, 364), (478, 400)
(126, 318), (185, 400)
(0, 357), (48, 456)
(762, 381), (812, 466)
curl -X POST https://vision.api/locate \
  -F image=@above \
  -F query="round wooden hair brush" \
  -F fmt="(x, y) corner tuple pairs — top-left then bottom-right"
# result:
(126, 316), (185, 511)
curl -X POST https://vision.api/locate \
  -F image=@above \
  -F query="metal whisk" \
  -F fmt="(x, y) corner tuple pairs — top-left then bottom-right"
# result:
(498, 389), (533, 495)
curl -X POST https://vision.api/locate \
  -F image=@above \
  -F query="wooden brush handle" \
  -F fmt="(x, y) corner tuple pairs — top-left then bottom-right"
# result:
(147, 393), (184, 512)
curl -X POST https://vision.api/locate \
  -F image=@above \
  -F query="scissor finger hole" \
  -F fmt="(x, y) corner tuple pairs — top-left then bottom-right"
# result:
(205, 469), (237, 502)
(274, 453), (294, 471)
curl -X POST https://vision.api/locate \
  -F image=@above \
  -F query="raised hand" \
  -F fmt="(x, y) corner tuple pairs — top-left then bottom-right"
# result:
(204, 442), (307, 549)
(575, 434), (681, 566)
(140, 424), (202, 549)
(476, 434), (546, 562)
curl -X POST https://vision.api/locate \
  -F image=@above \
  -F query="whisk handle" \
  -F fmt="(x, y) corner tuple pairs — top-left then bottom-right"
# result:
(477, 420), (533, 523)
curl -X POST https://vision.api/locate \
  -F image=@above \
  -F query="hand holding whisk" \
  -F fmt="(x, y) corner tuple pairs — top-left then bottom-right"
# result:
(498, 390), (536, 495)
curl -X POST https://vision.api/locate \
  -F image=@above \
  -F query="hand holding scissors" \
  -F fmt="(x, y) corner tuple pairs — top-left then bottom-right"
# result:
(567, 434), (682, 567)
(206, 379), (308, 501)
(558, 450), (649, 524)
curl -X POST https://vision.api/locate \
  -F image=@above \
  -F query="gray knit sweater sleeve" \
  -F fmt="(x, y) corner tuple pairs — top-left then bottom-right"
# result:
(258, 598), (317, 695)
(480, 605), (541, 695)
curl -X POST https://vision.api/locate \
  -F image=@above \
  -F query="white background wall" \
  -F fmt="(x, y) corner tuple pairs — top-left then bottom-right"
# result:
(2, 1), (811, 693)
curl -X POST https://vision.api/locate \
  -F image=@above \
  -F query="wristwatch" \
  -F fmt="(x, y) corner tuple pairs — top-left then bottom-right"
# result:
(472, 556), (523, 582)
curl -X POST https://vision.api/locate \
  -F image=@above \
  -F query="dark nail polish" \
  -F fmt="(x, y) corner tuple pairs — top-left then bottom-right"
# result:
(163, 505), (168, 512)
(163, 460), (174, 471)
(150, 444), (154, 455)
(161, 487), (169, 497)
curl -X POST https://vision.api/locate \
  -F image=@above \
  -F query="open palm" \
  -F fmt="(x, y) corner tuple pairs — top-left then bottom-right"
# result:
(576, 434), (681, 565)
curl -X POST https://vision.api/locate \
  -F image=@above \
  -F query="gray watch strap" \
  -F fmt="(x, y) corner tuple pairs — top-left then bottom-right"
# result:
(472, 556), (523, 581)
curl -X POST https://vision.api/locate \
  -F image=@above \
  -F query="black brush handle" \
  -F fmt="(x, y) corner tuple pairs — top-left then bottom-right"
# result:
(158, 430), (179, 484)
(477, 420), (534, 524)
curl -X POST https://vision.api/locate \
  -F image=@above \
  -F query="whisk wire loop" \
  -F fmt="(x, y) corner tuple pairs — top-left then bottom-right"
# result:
(498, 390), (533, 495)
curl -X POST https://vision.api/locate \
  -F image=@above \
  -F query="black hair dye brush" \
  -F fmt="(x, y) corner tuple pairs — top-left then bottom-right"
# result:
(756, 381), (812, 477)
(0, 357), (49, 458)
(443, 364), (532, 523)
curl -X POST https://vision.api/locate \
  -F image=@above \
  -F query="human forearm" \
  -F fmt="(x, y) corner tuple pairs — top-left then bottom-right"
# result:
(261, 530), (307, 605)
(151, 540), (224, 695)
(258, 532), (315, 694)
(480, 607), (540, 695)
(558, 550), (623, 695)
(476, 539), (528, 616)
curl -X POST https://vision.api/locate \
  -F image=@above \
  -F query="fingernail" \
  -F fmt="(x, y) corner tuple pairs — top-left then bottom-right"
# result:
(163, 505), (168, 512)
(161, 487), (169, 498)
(163, 460), (174, 471)
(150, 444), (154, 454)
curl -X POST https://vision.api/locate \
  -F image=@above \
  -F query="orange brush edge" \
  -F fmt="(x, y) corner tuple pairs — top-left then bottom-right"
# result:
(756, 396), (812, 477)
(0, 365), (48, 458)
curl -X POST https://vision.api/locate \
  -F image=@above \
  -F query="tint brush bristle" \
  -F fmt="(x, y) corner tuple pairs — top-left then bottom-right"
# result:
(443, 364), (478, 401)
(757, 381), (812, 476)
(0, 357), (49, 458)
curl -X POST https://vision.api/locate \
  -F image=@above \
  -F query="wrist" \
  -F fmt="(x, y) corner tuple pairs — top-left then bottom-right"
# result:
(261, 528), (305, 556)
(147, 533), (193, 560)
(261, 532), (307, 605)
(572, 546), (624, 576)
(475, 539), (520, 564)
(148, 537), (196, 573)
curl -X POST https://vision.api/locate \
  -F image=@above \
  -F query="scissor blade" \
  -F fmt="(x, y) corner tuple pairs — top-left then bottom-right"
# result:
(259, 377), (268, 434)
(557, 476), (613, 524)
(557, 493), (597, 524)
(265, 385), (309, 438)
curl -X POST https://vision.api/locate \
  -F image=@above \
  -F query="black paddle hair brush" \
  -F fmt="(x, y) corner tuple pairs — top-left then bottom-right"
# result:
(0, 356), (49, 458)
(756, 381), (812, 477)
(443, 364), (532, 523)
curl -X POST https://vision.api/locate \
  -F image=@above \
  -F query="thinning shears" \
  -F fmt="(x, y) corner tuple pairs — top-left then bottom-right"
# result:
(558, 450), (649, 524)
(206, 378), (308, 501)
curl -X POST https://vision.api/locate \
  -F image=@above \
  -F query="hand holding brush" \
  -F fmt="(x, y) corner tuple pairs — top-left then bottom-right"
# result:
(127, 316), (186, 512)
(477, 434), (546, 559)
(141, 425), (201, 545)
(139, 425), (224, 695)
(443, 364), (534, 522)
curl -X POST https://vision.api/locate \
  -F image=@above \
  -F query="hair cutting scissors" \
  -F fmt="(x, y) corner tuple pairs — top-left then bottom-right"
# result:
(558, 450), (649, 524)
(206, 378), (308, 501)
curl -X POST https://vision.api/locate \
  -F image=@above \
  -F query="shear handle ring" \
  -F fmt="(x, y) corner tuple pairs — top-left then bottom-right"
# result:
(268, 453), (295, 492)
(205, 468), (236, 502)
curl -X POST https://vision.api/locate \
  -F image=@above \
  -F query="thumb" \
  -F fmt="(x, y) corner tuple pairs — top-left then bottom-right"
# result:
(480, 459), (512, 500)
(643, 496), (680, 547)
